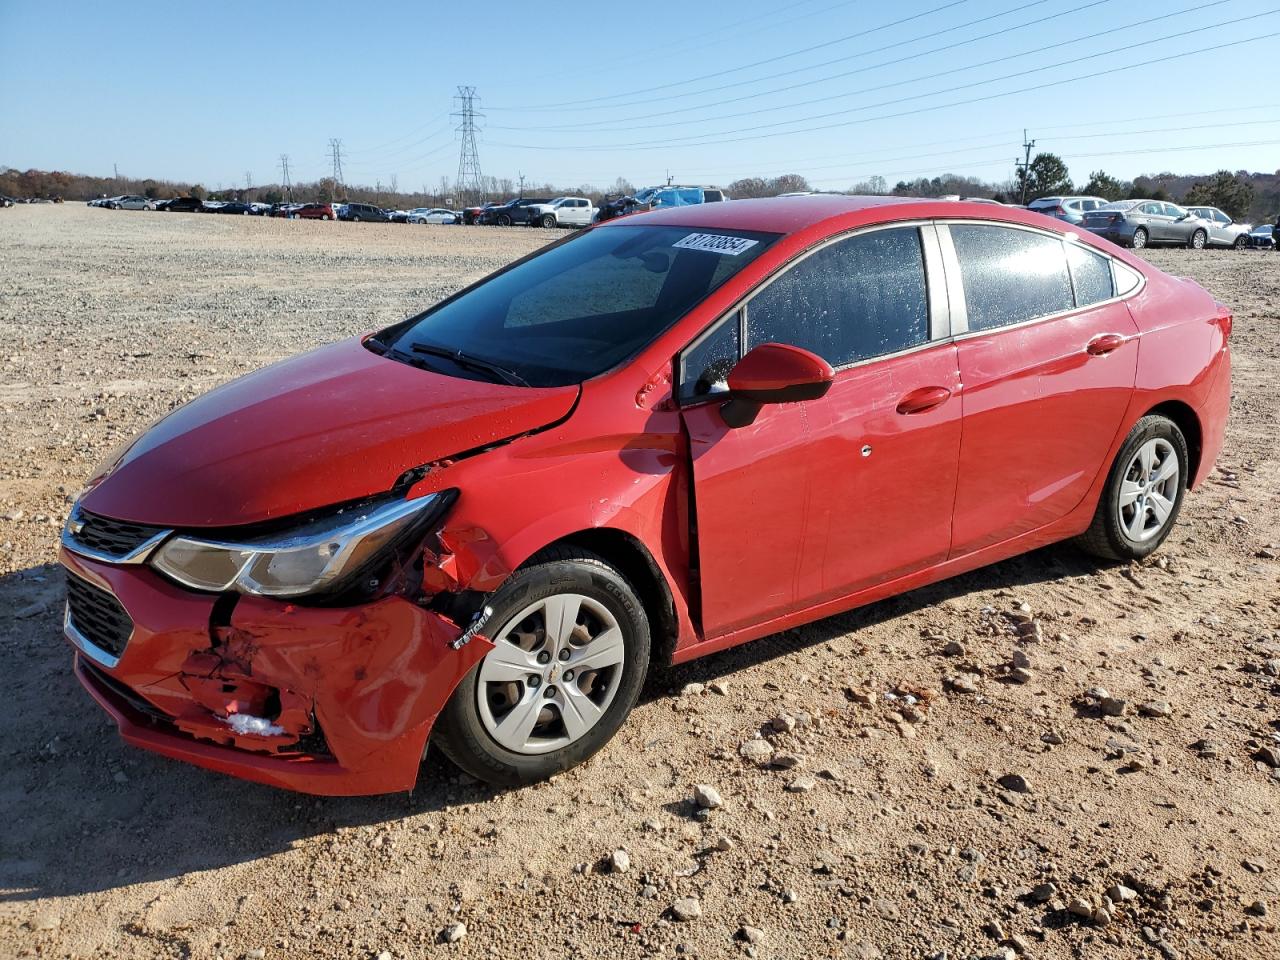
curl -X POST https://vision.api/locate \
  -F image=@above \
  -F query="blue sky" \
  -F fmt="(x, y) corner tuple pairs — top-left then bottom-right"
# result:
(3, 0), (1278, 192)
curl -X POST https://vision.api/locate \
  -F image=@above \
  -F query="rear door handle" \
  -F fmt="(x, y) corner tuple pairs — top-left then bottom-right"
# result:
(1087, 333), (1126, 356)
(896, 385), (952, 415)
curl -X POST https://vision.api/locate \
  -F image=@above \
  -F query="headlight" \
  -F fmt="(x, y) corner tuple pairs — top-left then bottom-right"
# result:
(151, 493), (448, 598)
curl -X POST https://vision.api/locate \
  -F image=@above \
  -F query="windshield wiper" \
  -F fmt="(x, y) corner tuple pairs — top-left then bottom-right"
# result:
(408, 342), (529, 387)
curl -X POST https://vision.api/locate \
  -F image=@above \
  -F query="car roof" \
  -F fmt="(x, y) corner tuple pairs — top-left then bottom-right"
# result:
(600, 194), (1046, 235)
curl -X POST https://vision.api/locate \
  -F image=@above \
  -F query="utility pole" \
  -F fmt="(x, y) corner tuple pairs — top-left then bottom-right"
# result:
(1017, 129), (1036, 205)
(279, 154), (292, 199)
(328, 138), (345, 199)
(517, 171), (526, 197)
(453, 85), (485, 206)
(244, 171), (252, 192)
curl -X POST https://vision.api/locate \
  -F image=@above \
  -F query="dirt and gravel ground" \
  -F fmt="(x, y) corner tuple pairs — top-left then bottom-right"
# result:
(1, 203), (1277, 960)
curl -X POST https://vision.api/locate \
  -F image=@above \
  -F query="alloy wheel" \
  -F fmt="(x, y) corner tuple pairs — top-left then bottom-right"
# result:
(477, 593), (625, 755)
(1116, 438), (1179, 542)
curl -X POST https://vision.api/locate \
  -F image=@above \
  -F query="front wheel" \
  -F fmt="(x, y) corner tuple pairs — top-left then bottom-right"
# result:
(1234, 234), (1249, 250)
(1131, 227), (1149, 249)
(1189, 229), (1207, 250)
(433, 547), (650, 786)
(541, 213), (556, 228)
(1076, 415), (1188, 561)
(497, 214), (512, 226)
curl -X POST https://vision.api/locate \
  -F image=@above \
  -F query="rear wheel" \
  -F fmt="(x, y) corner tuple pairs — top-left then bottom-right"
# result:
(1189, 229), (1207, 250)
(1132, 227), (1149, 249)
(1076, 415), (1188, 561)
(433, 548), (650, 786)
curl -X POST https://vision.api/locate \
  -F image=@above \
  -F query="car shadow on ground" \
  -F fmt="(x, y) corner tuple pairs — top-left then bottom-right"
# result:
(1, 542), (1102, 901)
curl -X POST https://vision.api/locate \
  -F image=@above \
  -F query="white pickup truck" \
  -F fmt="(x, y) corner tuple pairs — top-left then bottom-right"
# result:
(524, 196), (597, 228)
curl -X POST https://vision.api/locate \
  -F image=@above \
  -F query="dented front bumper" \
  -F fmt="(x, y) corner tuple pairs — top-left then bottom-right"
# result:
(59, 545), (492, 795)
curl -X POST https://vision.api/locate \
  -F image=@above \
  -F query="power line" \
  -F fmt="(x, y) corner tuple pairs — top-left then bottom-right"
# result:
(494, 0), (1059, 115)
(453, 86), (485, 205)
(482, 17), (1280, 152)
(492, 0), (971, 110)
(490, 1), (1246, 136)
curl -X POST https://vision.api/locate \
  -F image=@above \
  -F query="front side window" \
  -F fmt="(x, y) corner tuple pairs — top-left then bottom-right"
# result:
(744, 227), (930, 368)
(380, 225), (775, 387)
(950, 224), (1073, 331)
(680, 310), (740, 402)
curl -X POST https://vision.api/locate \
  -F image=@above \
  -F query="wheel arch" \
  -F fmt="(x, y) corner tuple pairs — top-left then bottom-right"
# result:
(1144, 399), (1203, 484)
(539, 528), (680, 670)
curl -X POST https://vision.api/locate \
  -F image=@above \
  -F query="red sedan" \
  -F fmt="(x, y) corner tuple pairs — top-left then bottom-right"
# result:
(59, 196), (1230, 794)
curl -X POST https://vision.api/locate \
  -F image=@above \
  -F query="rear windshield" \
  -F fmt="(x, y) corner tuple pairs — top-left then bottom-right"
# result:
(377, 224), (777, 387)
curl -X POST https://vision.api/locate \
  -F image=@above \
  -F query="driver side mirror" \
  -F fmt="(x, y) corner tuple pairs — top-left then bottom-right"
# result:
(720, 343), (835, 428)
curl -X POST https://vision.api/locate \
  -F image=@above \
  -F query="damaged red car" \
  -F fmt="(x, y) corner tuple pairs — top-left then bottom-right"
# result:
(60, 196), (1230, 794)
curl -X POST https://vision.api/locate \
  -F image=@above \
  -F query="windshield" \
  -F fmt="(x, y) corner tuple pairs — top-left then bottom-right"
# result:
(377, 224), (777, 387)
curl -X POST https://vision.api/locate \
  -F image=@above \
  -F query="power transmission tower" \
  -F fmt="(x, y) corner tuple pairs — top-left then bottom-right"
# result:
(244, 171), (252, 191)
(279, 154), (292, 199)
(1017, 129), (1036, 205)
(517, 171), (526, 197)
(329, 138), (345, 199)
(453, 86), (485, 206)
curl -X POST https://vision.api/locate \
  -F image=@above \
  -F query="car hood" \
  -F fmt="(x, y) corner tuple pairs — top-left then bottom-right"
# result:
(81, 337), (579, 528)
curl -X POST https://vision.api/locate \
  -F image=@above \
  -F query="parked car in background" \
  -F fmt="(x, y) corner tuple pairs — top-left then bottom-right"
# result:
(1251, 224), (1275, 249)
(1027, 195), (1107, 225)
(1184, 206), (1253, 249)
(461, 202), (502, 225)
(480, 198), (551, 226)
(296, 202), (337, 221)
(111, 196), (156, 211)
(270, 202), (304, 218)
(249, 202), (273, 216)
(0, 196), (14, 208)
(210, 201), (252, 215)
(162, 196), (205, 213)
(56, 196), (1230, 794)
(523, 196), (596, 228)
(340, 202), (389, 222)
(407, 207), (459, 224)
(634, 185), (728, 208)
(1081, 200), (1212, 249)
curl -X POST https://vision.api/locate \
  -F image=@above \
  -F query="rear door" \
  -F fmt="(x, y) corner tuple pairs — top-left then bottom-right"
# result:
(679, 224), (962, 638)
(943, 223), (1139, 555)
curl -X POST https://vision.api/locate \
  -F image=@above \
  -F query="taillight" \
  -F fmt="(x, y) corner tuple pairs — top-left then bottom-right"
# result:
(1213, 303), (1233, 340)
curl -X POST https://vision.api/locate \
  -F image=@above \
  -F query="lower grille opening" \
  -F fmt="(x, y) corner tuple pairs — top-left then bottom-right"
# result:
(66, 574), (133, 658)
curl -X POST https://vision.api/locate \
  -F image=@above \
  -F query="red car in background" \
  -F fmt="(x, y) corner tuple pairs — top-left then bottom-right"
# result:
(295, 202), (336, 221)
(59, 196), (1230, 794)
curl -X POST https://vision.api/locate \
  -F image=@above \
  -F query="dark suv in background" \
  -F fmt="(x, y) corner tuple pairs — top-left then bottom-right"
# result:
(479, 198), (551, 226)
(341, 203), (389, 223)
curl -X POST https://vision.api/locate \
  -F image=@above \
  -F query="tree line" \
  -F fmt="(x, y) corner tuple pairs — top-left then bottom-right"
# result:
(2, 158), (1275, 221)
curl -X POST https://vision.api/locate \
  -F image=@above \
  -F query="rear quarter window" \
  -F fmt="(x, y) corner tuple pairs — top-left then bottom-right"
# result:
(1066, 242), (1115, 307)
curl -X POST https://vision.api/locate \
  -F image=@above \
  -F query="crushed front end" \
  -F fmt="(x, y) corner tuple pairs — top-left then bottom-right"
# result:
(58, 496), (495, 796)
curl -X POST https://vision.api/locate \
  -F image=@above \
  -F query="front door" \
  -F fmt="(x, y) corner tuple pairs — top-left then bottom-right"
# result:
(944, 224), (1139, 556)
(679, 223), (961, 640)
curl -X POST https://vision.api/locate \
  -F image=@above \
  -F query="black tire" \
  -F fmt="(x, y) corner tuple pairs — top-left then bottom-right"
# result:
(1131, 227), (1149, 249)
(541, 213), (556, 228)
(1189, 229), (1207, 250)
(497, 214), (512, 226)
(1076, 415), (1189, 562)
(433, 547), (651, 787)
(1234, 234), (1249, 250)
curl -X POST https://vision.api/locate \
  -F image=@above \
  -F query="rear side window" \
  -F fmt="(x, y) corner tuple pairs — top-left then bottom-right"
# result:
(745, 226), (930, 367)
(950, 224), (1073, 331)
(1066, 242), (1115, 306)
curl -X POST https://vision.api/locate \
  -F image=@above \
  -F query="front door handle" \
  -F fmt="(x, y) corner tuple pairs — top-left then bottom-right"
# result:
(896, 385), (952, 415)
(1087, 333), (1126, 356)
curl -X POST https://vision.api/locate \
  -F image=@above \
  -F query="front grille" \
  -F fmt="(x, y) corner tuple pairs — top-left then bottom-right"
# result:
(71, 508), (167, 559)
(66, 573), (134, 658)
(80, 660), (170, 724)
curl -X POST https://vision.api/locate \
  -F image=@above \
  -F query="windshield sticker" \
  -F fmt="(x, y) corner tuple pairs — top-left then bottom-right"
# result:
(673, 233), (759, 256)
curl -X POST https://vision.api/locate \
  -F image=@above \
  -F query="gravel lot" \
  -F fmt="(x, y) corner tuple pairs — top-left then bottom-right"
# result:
(1, 203), (1278, 960)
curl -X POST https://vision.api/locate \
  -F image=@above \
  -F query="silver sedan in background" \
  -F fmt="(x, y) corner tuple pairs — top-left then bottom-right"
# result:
(1081, 200), (1212, 249)
(1185, 206), (1253, 249)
